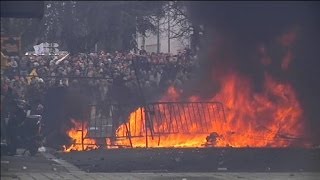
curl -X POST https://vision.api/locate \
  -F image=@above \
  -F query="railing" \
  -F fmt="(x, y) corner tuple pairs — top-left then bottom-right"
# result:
(77, 101), (226, 149)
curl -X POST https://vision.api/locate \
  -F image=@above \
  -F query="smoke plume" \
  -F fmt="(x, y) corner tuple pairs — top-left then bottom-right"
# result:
(43, 86), (90, 148)
(185, 2), (320, 145)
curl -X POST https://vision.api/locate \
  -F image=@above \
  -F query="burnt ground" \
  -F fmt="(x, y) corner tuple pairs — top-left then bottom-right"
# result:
(55, 148), (320, 173)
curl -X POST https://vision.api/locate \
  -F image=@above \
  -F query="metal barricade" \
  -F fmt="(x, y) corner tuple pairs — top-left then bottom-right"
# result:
(78, 101), (226, 148)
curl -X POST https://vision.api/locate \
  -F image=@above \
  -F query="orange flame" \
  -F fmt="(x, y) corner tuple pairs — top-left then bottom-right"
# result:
(66, 29), (308, 149)
(211, 72), (305, 147)
(63, 119), (98, 152)
(116, 71), (307, 148)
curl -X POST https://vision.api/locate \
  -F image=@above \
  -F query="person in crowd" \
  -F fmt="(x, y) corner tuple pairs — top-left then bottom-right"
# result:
(1, 49), (197, 147)
(139, 46), (147, 56)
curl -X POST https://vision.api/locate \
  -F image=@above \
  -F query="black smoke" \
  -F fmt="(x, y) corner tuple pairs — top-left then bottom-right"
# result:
(185, 2), (320, 145)
(43, 86), (89, 149)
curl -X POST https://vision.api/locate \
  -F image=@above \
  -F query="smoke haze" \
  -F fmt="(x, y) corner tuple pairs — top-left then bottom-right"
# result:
(185, 2), (320, 144)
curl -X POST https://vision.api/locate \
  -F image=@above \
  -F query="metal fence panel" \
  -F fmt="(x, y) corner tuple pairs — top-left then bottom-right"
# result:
(80, 101), (226, 148)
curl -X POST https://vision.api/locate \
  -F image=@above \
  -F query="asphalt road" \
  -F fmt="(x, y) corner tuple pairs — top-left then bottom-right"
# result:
(57, 148), (320, 173)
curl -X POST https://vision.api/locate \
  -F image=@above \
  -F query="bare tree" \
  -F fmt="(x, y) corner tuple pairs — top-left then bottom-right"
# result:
(163, 2), (193, 41)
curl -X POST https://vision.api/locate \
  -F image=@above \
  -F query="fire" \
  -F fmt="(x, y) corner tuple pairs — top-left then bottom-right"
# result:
(114, 28), (308, 148)
(116, 71), (307, 148)
(65, 28), (308, 149)
(116, 107), (210, 148)
(211, 72), (304, 147)
(63, 119), (98, 152)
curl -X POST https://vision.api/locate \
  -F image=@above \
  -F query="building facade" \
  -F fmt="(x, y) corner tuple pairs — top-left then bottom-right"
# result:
(136, 17), (191, 55)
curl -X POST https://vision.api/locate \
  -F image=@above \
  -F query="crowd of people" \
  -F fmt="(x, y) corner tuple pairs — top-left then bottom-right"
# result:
(1, 48), (198, 109)
(1, 48), (199, 150)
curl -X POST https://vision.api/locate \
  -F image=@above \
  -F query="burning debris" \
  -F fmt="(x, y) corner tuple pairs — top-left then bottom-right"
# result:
(114, 70), (307, 148)
(63, 119), (98, 152)
(205, 132), (220, 147)
(64, 68), (309, 150)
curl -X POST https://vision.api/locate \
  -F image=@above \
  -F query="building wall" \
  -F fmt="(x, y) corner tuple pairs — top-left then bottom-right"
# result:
(137, 18), (190, 55)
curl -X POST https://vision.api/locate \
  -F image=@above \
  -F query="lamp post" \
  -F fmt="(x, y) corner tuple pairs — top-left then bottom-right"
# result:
(157, 17), (160, 53)
(168, 9), (170, 54)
